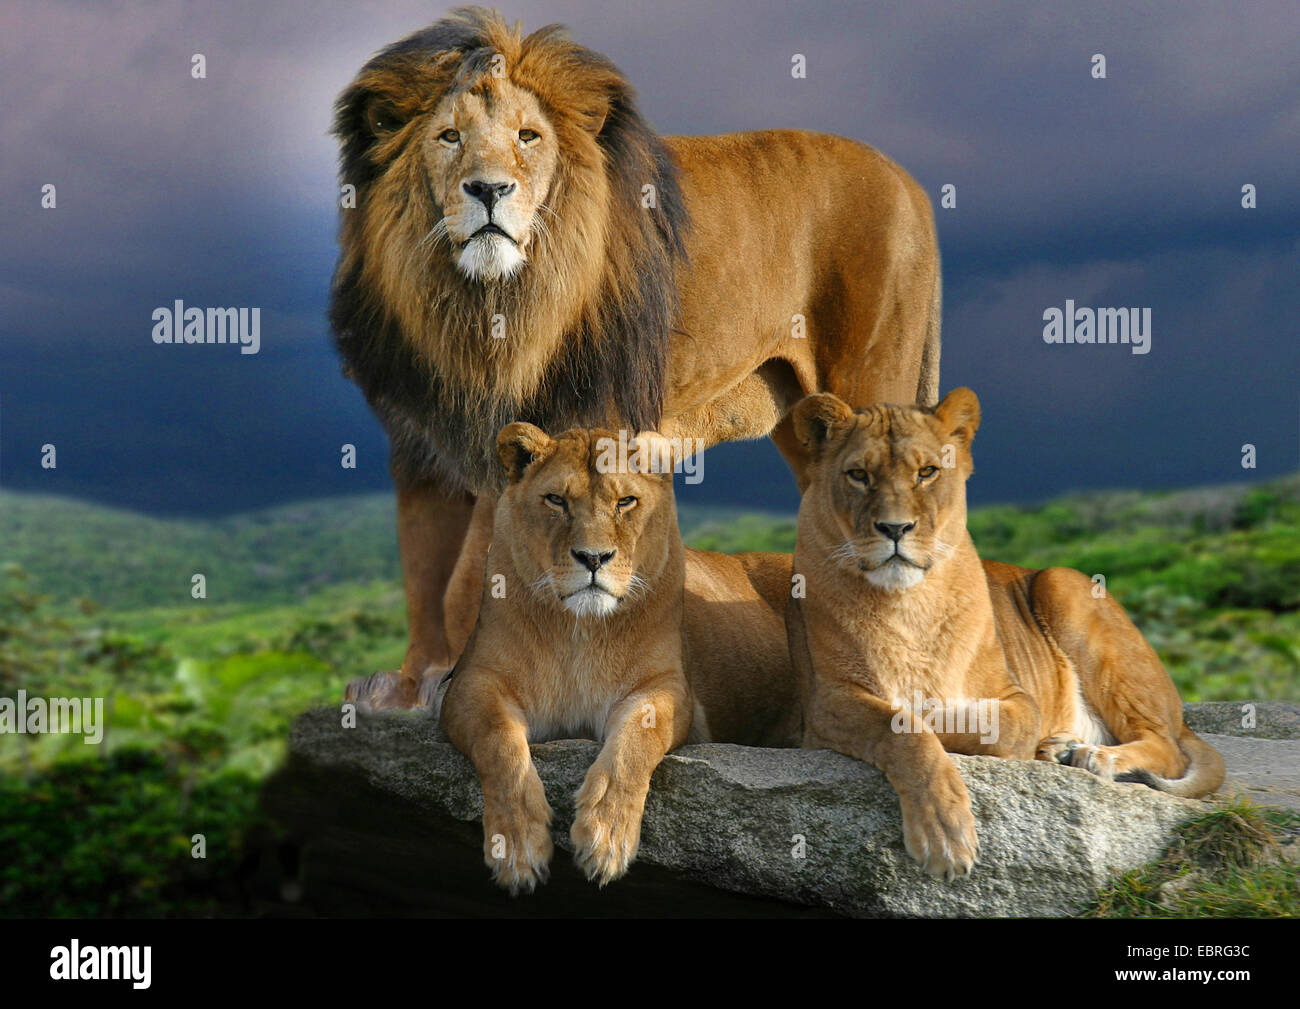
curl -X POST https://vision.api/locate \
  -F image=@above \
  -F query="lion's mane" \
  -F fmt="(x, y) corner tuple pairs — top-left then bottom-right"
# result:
(329, 7), (689, 491)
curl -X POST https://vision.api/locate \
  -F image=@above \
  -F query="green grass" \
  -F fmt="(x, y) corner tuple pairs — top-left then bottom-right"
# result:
(1082, 797), (1300, 918)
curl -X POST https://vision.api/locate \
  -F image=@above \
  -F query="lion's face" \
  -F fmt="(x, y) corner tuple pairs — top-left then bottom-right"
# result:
(422, 81), (559, 281)
(793, 389), (981, 592)
(330, 11), (687, 494)
(495, 424), (679, 619)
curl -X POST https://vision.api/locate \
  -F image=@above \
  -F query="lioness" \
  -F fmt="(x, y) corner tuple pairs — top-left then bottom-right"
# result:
(439, 423), (798, 892)
(332, 7), (941, 707)
(787, 388), (1225, 880)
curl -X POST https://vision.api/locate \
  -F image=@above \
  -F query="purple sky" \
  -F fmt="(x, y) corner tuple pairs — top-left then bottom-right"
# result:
(1, 0), (1297, 514)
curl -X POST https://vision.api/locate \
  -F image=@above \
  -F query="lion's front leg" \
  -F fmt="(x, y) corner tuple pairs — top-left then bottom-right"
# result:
(570, 678), (690, 886)
(441, 675), (554, 895)
(805, 682), (979, 881)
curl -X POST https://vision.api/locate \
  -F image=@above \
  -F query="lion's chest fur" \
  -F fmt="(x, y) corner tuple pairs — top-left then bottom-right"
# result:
(490, 617), (683, 744)
(801, 550), (1001, 704)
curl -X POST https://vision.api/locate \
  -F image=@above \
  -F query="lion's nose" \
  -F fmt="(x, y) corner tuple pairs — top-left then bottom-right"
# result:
(572, 549), (615, 572)
(462, 179), (516, 212)
(874, 521), (916, 542)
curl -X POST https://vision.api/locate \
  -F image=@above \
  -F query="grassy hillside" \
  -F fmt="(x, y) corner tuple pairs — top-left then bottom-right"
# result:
(0, 492), (401, 610)
(0, 491), (767, 611)
(1, 475), (1297, 915)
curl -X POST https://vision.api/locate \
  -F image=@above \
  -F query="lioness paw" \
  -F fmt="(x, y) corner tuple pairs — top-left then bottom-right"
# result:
(1037, 735), (1119, 780)
(482, 775), (554, 896)
(898, 766), (978, 881)
(570, 769), (645, 887)
(1036, 734), (1081, 764)
(483, 808), (554, 896)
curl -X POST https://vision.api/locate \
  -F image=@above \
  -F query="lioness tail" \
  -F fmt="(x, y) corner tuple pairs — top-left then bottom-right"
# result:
(1125, 726), (1225, 798)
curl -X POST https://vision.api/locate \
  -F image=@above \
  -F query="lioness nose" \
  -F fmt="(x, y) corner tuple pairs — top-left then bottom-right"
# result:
(463, 179), (516, 211)
(572, 549), (615, 572)
(874, 521), (916, 542)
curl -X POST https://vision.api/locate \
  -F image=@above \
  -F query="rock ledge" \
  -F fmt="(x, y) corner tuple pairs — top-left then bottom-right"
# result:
(258, 704), (1300, 917)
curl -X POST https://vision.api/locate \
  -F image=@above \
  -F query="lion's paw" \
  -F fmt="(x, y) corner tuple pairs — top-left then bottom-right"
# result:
(898, 764), (978, 882)
(344, 670), (419, 710)
(483, 790), (554, 896)
(1036, 734), (1081, 764)
(1037, 735), (1118, 780)
(344, 669), (448, 711)
(570, 768), (645, 887)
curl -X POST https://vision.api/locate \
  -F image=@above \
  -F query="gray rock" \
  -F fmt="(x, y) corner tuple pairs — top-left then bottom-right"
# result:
(265, 706), (1210, 917)
(1183, 701), (1299, 740)
(1204, 732), (1300, 812)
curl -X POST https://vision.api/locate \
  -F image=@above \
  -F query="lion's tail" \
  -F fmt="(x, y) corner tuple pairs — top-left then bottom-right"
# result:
(916, 256), (942, 407)
(1125, 725), (1226, 799)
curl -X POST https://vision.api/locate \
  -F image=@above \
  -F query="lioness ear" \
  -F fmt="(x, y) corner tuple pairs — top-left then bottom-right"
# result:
(628, 431), (677, 476)
(792, 394), (855, 454)
(497, 422), (554, 483)
(933, 387), (981, 449)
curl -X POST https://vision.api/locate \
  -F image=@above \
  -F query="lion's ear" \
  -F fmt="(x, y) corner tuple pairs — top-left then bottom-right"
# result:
(497, 422), (554, 483)
(933, 387), (981, 450)
(792, 394), (855, 455)
(585, 101), (609, 137)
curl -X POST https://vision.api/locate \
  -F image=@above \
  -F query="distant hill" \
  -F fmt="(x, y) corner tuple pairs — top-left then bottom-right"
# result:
(2, 474), (1297, 615)
(0, 490), (786, 610)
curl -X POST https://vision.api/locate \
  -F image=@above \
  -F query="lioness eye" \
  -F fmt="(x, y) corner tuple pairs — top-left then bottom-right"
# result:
(518, 128), (540, 144)
(919, 466), (939, 479)
(617, 496), (637, 510)
(544, 493), (565, 508)
(438, 129), (460, 145)
(846, 469), (869, 485)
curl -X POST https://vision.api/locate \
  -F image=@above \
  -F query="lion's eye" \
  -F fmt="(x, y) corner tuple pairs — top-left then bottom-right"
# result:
(544, 493), (566, 509)
(438, 129), (461, 145)
(518, 128), (540, 145)
(919, 466), (939, 480)
(617, 496), (637, 511)
(845, 469), (870, 485)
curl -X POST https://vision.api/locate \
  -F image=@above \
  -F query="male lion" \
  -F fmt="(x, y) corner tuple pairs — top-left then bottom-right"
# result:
(439, 423), (798, 892)
(787, 388), (1225, 880)
(331, 7), (941, 707)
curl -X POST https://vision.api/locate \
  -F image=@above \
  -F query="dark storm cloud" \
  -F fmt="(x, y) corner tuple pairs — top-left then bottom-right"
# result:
(0, 0), (1296, 513)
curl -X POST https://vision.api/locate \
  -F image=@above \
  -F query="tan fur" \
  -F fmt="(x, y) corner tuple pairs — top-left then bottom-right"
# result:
(333, 9), (940, 705)
(440, 424), (797, 893)
(788, 388), (1225, 880)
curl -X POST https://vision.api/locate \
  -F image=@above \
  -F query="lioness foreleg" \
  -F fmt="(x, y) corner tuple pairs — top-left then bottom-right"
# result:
(441, 676), (554, 895)
(930, 686), (1042, 760)
(806, 683), (978, 880)
(571, 678), (690, 886)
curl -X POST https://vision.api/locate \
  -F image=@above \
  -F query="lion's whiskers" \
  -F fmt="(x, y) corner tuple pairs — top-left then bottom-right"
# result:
(529, 571), (555, 600)
(624, 572), (651, 602)
(530, 207), (555, 248)
(830, 539), (863, 562)
(420, 219), (452, 254)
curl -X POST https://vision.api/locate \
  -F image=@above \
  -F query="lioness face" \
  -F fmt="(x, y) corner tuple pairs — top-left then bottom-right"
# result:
(496, 424), (678, 619)
(425, 82), (559, 282)
(793, 389), (981, 592)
